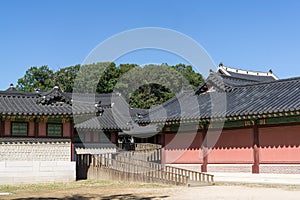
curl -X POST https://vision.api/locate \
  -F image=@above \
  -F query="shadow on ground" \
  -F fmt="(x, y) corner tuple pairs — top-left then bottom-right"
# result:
(12, 193), (169, 200)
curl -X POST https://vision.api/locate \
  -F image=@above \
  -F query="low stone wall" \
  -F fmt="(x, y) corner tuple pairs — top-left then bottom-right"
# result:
(165, 164), (202, 172)
(0, 138), (75, 184)
(167, 164), (300, 174)
(207, 164), (253, 173)
(169, 164), (253, 173)
(260, 164), (300, 174)
(0, 161), (76, 184)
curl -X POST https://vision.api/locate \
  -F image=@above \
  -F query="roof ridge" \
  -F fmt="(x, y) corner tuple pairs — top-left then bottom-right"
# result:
(220, 65), (271, 75)
(0, 91), (40, 97)
(231, 75), (300, 89)
(218, 65), (279, 80)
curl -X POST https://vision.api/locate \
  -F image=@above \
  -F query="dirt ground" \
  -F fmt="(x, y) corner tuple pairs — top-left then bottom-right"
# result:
(0, 181), (300, 200)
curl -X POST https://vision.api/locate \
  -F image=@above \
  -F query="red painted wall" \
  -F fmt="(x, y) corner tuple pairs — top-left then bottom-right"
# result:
(259, 125), (300, 163)
(28, 122), (35, 137)
(38, 122), (46, 136)
(164, 132), (203, 164)
(63, 122), (71, 137)
(4, 121), (11, 136)
(208, 128), (254, 164)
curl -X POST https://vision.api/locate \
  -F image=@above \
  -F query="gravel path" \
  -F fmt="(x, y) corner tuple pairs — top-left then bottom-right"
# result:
(170, 185), (300, 200)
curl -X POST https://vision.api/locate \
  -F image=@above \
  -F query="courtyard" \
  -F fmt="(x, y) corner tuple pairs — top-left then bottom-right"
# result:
(0, 180), (299, 200)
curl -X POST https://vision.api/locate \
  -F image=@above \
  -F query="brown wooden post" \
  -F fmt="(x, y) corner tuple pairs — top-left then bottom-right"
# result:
(34, 118), (39, 138)
(161, 132), (166, 166)
(0, 119), (4, 137)
(252, 120), (260, 173)
(70, 120), (75, 161)
(4, 120), (11, 136)
(201, 126), (208, 172)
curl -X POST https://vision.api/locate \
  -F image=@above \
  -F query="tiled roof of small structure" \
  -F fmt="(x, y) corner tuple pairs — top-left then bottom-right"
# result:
(74, 95), (147, 130)
(0, 84), (147, 130)
(137, 67), (300, 124)
(74, 108), (146, 130)
(0, 86), (119, 116)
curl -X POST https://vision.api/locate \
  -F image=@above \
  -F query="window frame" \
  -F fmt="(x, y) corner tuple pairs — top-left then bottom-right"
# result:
(46, 123), (63, 137)
(11, 122), (29, 137)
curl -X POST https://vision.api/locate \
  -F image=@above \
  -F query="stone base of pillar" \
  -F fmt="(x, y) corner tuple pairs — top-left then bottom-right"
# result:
(252, 164), (260, 174)
(201, 164), (207, 172)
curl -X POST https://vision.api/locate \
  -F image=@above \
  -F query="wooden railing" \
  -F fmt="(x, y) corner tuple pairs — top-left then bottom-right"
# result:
(135, 143), (162, 151)
(113, 154), (214, 184)
(118, 143), (162, 152)
(76, 154), (214, 185)
(114, 154), (162, 171)
(164, 166), (214, 184)
(116, 149), (161, 163)
(78, 154), (188, 185)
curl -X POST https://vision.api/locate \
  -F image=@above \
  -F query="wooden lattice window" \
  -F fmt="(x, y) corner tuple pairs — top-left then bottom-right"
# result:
(11, 122), (28, 136)
(47, 123), (62, 137)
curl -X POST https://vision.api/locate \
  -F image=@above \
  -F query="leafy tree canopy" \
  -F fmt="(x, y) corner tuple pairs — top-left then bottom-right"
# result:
(16, 63), (204, 109)
(16, 66), (54, 92)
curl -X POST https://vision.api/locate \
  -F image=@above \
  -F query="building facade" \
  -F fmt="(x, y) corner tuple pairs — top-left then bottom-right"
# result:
(137, 65), (300, 174)
(1, 65), (300, 185)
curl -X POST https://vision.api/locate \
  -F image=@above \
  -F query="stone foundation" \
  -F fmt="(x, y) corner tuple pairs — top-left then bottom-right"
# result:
(0, 161), (76, 184)
(0, 138), (75, 184)
(260, 164), (300, 174)
(207, 164), (253, 173)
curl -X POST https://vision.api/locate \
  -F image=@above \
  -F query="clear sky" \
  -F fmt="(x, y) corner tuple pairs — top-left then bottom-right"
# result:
(0, 0), (300, 90)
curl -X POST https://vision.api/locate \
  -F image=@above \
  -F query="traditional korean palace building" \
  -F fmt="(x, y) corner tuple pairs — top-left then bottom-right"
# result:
(136, 65), (300, 174)
(1, 65), (300, 184)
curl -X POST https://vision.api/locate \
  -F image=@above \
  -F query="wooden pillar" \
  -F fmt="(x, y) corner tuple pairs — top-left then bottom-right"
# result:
(252, 120), (260, 174)
(0, 120), (4, 137)
(4, 121), (11, 136)
(161, 132), (166, 166)
(201, 127), (208, 172)
(70, 121), (75, 161)
(28, 121), (35, 137)
(34, 118), (39, 138)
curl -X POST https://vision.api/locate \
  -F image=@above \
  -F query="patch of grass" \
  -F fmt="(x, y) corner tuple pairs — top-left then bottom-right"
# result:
(0, 180), (168, 193)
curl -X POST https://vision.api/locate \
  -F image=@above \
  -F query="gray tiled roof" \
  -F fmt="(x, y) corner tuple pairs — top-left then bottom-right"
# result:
(74, 97), (147, 130)
(1, 66), (298, 130)
(137, 73), (300, 123)
(0, 85), (147, 130)
(0, 87), (117, 116)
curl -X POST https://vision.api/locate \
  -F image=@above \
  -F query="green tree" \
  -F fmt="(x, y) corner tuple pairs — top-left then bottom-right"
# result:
(115, 64), (203, 109)
(129, 83), (174, 109)
(73, 62), (110, 93)
(171, 63), (204, 88)
(16, 63), (204, 109)
(16, 66), (54, 92)
(53, 64), (80, 92)
(97, 62), (120, 93)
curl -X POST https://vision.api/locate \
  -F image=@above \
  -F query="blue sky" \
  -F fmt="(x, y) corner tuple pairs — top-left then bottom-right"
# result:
(0, 0), (300, 90)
